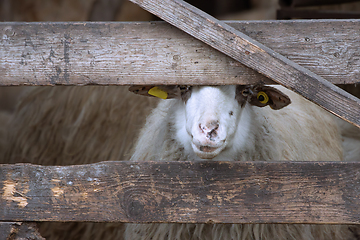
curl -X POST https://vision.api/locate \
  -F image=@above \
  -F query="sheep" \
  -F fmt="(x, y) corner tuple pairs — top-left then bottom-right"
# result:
(0, 86), (158, 240)
(126, 84), (358, 240)
(2, 84), (358, 240)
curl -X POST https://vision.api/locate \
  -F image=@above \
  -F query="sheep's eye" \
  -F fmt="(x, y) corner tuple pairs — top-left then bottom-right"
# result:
(257, 91), (269, 104)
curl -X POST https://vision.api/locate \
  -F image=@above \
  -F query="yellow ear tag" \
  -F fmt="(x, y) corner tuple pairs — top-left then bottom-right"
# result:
(148, 87), (168, 99)
(257, 91), (269, 104)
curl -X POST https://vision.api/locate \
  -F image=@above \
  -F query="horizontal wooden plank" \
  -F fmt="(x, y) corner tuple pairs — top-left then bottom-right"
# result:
(1, 161), (360, 224)
(0, 222), (44, 240)
(0, 20), (360, 86)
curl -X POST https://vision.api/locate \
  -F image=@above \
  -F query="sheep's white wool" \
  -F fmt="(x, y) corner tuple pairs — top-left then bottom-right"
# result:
(333, 116), (360, 162)
(127, 85), (355, 240)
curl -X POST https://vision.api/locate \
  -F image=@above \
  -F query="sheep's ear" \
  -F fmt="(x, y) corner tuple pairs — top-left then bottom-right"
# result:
(128, 85), (180, 99)
(249, 85), (291, 110)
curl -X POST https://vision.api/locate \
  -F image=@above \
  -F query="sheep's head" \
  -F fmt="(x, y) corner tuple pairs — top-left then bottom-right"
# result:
(129, 85), (291, 160)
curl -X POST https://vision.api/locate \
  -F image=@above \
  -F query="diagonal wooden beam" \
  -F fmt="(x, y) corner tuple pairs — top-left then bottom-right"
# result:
(128, 0), (360, 128)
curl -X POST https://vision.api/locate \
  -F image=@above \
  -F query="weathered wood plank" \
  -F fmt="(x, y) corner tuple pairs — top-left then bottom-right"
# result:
(129, 0), (360, 128)
(0, 222), (45, 240)
(0, 20), (360, 86)
(1, 161), (360, 224)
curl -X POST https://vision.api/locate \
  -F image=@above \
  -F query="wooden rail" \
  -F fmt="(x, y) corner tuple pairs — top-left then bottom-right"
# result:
(1, 161), (360, 224)
(1, 20), (360, 86)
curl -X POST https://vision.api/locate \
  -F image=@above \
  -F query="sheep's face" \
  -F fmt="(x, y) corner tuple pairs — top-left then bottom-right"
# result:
(182, 86), (240, 159)
(129, 85), (291, 160)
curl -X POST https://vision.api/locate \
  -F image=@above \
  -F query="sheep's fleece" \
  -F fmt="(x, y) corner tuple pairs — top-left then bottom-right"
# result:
(126, 85), (359, 240)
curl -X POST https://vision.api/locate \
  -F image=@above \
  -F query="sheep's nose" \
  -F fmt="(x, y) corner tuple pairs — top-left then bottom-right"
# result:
(199, 121), (219, 141)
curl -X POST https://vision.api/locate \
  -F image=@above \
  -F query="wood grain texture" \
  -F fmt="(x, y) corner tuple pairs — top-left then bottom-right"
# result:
(128, 0), (360, 128)
(1, 161), (360, 224)
(0, 20), (360, 86)
(0, 222), (45, 240)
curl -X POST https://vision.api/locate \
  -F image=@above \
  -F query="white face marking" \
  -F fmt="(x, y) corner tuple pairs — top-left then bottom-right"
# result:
(174, 85), (252, 160)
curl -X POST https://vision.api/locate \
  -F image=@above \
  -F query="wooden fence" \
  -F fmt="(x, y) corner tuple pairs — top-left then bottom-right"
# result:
(1, 0), (360, 238)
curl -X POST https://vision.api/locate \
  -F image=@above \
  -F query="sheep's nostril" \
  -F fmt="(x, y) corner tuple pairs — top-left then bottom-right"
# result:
(207, 129), (218, 141)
